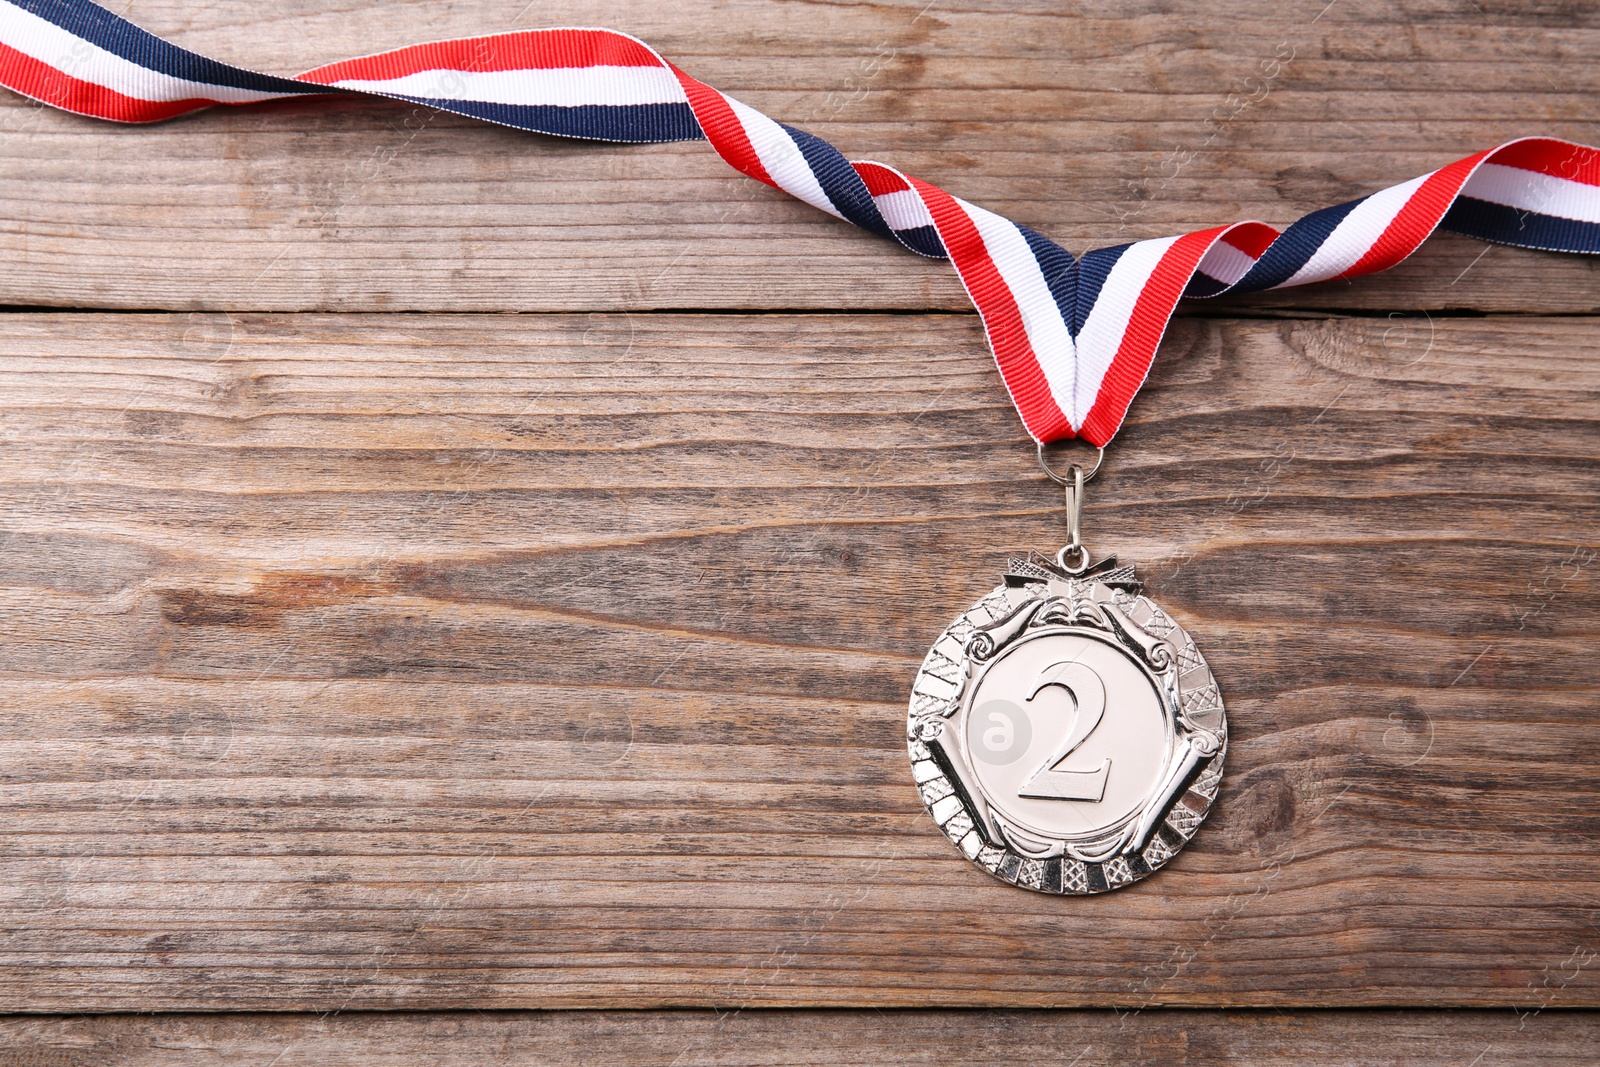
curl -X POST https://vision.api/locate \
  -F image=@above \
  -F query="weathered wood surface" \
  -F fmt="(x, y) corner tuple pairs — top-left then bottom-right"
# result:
(0, 311), (1595, 1011)
(2, 0), (1599, 1038)
(2, 0), (1598, 313)
(1, 1009), (1597, 1066)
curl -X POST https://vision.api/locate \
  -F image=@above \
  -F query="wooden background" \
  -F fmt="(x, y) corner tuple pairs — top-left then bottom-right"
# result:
(1, 0), (1597, 1062)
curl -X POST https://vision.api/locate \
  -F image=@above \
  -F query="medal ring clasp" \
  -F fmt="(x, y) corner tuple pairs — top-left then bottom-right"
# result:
(1035, 440), (1104, 485)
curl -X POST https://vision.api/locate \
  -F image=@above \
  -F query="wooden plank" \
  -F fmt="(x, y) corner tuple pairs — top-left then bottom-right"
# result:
(0, 311), (1596, 1011)
(1, 0), (1597, 313)
(1, 1009), (1598, 1066)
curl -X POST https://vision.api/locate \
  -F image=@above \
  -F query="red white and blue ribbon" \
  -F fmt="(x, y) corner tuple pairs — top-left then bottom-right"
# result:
(4, 0), (1598, 445)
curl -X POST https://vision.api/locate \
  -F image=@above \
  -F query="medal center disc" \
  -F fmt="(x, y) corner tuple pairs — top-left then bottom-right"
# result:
(962, 628), (1172, 841)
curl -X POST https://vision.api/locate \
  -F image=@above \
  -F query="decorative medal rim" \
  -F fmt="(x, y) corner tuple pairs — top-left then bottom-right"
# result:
(906, 553), (1226, 895)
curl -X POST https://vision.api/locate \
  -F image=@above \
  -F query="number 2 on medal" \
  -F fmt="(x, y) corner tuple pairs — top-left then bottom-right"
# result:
(1018, 660), (1112, 802)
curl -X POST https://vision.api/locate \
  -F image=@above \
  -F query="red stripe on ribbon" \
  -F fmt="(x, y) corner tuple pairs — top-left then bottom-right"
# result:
(853, 162), (910, 197)
(668, 66), (776, 188)
(1487, 138), (1600, 187)
(1339, 151), (1492, 279)
(911, 177), (1071, 441)
(1219, 221), (1279, 259)
(299, 29), (664, 84)
(1079, 228), (1227, 447)
(0, 40), (214, 122)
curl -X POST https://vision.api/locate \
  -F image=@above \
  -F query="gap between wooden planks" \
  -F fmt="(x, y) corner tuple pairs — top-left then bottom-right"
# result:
(0, 1009), (1597, 1066)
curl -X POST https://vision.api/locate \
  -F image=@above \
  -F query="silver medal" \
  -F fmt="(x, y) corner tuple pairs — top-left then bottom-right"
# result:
(906, 449), (1226, 893)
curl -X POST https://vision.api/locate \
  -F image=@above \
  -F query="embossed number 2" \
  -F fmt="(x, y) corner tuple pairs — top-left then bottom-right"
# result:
(1018, 660), (1112, 802)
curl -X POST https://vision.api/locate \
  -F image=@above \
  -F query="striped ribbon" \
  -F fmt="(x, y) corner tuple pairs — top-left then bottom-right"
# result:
(4, 0), (1598, 445)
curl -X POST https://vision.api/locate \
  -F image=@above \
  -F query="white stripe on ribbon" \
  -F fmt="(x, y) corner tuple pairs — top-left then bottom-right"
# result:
(721, 93), (842, 219)
(1194, 238), (1258, 286)
(1072, 236), (1179, 424)
(1277, 174), (1430, 288)
(961, 199), (1077, 422)
(1463, 162), (1600, 224)
(872, 188), (935, 231)
(329, 65), (688, 109)
(0, 0), (299, 104)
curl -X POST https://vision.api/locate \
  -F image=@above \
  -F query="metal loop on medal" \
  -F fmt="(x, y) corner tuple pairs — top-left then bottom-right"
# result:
(1037, 440), (1101, 576)
(1036, 440), (1104, 485)
(1056, 542), (1092, 575)
(1062, 463), (1084, 553)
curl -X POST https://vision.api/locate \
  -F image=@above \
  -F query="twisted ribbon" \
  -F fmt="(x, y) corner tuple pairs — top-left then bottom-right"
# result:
(4, 0), (1598, 444)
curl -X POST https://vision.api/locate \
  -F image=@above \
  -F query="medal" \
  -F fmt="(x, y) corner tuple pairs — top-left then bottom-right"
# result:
(6, 0), (1596, 893)
(908, 448), (1225, 892)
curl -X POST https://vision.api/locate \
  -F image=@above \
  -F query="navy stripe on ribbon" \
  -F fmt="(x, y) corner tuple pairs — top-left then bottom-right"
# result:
(16, 0), (321, 94)
(1230, 198), (1363, 292)
(1442, 196), (1600, 254)
(398, 97), (702, 142)
(1072, 244), (1128, 336)
(1183, 270), (1231, 298)
(1019, 225), (1078, 335)
(890, 224), (946, 258)
(782, 123), (893, 238)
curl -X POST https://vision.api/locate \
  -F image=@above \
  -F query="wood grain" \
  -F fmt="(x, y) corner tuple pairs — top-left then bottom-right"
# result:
(1, 0), (1597, 313)
(0, 311), (1595, 1011)
(1, 1009), (1597, 1066)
